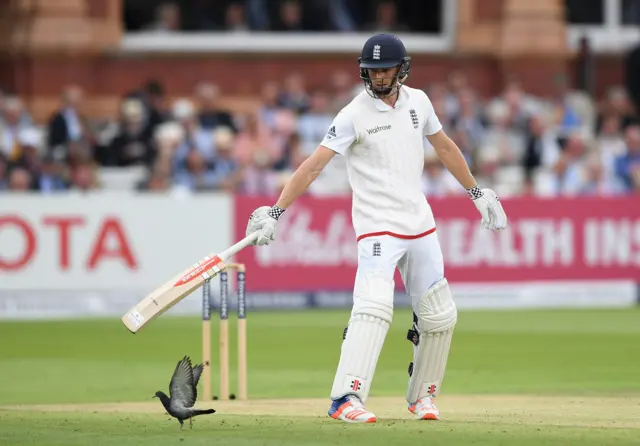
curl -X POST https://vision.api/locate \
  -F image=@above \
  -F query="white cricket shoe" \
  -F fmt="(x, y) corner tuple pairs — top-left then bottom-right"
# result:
(408, 396), (440, 420)
(328, 395), (376, 423)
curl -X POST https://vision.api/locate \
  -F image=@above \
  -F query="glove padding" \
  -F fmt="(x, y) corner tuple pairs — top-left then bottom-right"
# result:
(246, 206), (278, 246)
(472, 189), (508, 230)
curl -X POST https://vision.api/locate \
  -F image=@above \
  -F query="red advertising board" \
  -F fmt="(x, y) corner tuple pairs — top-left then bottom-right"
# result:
(234, 196), (640, 292)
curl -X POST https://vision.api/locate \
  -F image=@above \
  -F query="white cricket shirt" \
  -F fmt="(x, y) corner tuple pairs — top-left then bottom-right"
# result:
(320, 86), (443, 241)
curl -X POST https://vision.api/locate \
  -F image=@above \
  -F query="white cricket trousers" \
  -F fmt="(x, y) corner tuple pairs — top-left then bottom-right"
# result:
(329, 229), (447, 401)
(356, 230), (445, 313)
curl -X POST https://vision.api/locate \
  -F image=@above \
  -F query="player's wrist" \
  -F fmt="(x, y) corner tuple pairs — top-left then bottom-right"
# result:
(268, 204), (286, 220)
(466, 185), (484, 200)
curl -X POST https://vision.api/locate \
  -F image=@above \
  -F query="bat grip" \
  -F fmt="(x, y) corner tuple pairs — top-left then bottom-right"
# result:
(219, 232), (259, 262)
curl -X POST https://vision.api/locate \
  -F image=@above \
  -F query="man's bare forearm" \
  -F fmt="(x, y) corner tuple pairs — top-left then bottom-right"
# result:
(430, 133), (477, 190)
(274, 158), (322, 209)
(272, 146), (336, 210)
(438, 148), (477, 189)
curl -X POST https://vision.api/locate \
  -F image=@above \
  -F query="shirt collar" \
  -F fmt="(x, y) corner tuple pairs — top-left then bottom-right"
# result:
(373, 87), (408, 112)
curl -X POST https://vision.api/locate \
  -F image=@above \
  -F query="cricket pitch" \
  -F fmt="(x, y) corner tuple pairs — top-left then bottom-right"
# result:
(4, 395), (639, 429)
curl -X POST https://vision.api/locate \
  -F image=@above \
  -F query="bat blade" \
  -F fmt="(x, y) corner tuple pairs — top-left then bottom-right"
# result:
(121, 231), (259, 334)
(121, 255), (225, 333)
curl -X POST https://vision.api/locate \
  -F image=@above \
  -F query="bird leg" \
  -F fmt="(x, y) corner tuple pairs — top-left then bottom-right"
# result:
(189, 417), (193, 429)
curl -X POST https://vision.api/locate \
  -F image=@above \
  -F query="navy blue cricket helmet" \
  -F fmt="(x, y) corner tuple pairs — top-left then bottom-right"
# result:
(358, 33), (412, 99)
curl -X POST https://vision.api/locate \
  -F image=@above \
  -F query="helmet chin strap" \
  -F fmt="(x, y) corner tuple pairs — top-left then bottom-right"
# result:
(368, 69), (407, 100)
(373, 85), (394, 96)
(370, 82), (400, 99)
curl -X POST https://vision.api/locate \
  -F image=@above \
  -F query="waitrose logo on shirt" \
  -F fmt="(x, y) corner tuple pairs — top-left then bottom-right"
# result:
(366, 125), (392, 135)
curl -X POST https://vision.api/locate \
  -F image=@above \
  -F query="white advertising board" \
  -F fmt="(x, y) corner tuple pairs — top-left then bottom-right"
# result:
(0, 192), (233, 318)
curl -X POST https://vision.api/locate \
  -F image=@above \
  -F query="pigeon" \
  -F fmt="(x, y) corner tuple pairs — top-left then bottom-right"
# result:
(154, 355), (216, 429)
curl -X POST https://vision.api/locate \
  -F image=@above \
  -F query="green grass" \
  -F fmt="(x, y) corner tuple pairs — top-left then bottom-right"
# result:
(1, 308), (639, 404)
(0, 308), (639, 445)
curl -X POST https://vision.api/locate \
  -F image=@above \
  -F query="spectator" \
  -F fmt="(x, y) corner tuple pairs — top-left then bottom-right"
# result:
(0, 97), (32, 162)
(209, 127), (243, 191)
(597, 113), (627, 188)
(259, 81), (284, 129)
(69, 161), (98, 192)
(480, 100), (526, 166)
(444, 71), (471, 120)
(173, 126), (239, 192)
(138, 121), (183, 191)
(448, 126), (474, 166)
(522, 111), (561, 183)
(172, 148), (218, 191)
(278, 72), (309, 114)
(580, 150), (624, 196)
(12, 127), (44, 179)
(0, 154), (8, 190)
(147, 2), (180, 32)
(273, 132), (304, 172)
(495, 79), (541, 133)
(225, 2), (250, 32)
(126, 79), (169, 134)
(451, 88), (486, 150)
(596, 86), (637, 133)
(550, 74), (583, 137)
(234, 111), (282, 195)
(234, 111), (281, 166)
(0, 91), (32, 128)
(195, 83), (237, 133)
(550, 131), (592, 196)
(12, 127), (68, 194)
(326, 0), (357, 31)
(47, 85), (89, 159)
(271, 107), (298, 145)
(153, 121), (184, 162)
(297, 90), (334, 154)
(101, 99), (155, 167)
(172, 98), (216, 174)
(37, 153), (69, 193)
(426, 83), (454, 126)
(329, 70), (358, 114)
(366, 1), (409, 32)
(615, 124), (640, 192)
(9, 167), (34, 191)
(273, 0), (304, 31)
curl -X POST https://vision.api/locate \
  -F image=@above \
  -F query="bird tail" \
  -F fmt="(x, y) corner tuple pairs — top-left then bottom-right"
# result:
(192, 409), (216, 416)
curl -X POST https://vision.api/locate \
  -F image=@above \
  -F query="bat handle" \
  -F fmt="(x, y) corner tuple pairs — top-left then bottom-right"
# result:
(219, 232), (259, 262)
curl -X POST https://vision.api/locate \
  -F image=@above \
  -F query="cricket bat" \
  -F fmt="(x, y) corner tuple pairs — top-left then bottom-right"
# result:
(121, 231), (259, 334)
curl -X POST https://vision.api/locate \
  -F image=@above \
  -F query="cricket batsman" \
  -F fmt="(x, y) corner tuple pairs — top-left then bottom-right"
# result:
(245, 33), (508, 423)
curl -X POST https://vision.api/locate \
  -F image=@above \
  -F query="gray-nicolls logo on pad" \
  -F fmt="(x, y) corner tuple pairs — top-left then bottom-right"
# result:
(373, 44), (381, 59)
(373, 241), (381, 257)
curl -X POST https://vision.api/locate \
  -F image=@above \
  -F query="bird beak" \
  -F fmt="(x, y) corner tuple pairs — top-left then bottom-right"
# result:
(152, 395), (157, 399)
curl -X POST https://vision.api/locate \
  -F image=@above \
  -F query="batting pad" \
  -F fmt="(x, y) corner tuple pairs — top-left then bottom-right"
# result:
(330, 313), (390, 402)
(406, 278), (457, 404)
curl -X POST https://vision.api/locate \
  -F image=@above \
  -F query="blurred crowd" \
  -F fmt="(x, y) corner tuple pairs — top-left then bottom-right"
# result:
(124, 0), (441, 34)
(1, 68), (639, 197)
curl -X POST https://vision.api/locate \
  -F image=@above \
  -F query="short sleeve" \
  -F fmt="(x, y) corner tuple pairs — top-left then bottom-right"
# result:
(319, 112), (357, 156)
(422, 94), (443, 136)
